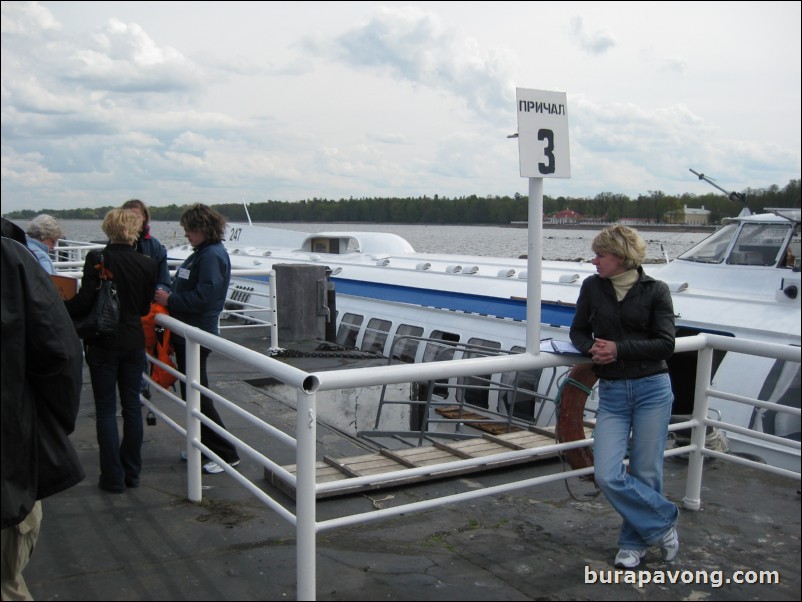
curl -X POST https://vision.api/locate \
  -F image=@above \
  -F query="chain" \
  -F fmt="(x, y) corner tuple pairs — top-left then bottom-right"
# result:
(267, 343), (385, 360)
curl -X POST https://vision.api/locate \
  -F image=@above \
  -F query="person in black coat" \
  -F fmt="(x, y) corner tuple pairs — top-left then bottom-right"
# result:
(570, 224), (678, 570)
(2, 222), (85, 600)
(65, 209), (158, 493)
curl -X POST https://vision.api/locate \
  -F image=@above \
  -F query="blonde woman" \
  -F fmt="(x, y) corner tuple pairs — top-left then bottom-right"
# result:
(65, 209), (158, 493)
(569, 225), (678, 569)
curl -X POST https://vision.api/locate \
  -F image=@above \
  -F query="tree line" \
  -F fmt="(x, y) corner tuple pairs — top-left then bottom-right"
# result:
(5, 179), (799, 225)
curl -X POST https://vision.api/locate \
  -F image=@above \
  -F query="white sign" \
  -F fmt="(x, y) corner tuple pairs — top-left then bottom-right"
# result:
(516, 88), (570, 178)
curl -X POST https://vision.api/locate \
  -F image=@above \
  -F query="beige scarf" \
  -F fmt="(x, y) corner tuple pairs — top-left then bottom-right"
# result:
(610, 269), (638, 301)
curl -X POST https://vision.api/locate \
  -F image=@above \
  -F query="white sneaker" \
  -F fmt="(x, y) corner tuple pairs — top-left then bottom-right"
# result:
(614, 548), (646, 569)
(202, 459), (240, 474)
(659, 525), (680, 561)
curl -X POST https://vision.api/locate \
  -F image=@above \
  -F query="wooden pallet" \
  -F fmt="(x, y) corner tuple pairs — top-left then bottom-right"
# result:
(267, 427), (590, 499)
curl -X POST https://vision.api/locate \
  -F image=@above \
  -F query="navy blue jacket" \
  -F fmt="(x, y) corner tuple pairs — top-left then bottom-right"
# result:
(168, 240), (231, 335)
(135, 228), (171, 291)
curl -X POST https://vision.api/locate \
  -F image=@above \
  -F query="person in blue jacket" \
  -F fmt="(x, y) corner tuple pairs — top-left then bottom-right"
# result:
(122, 199), (171, 401)
(25, 214), (64, 275)
(154, 204), (239, 474)
(122, 199), (171, 292)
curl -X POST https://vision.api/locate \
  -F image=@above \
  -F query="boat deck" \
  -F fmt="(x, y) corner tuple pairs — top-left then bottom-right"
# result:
(24, 325), (802, 601)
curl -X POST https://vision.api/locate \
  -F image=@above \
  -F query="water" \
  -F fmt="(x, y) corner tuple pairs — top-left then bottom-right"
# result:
(19, 219), (709, 262)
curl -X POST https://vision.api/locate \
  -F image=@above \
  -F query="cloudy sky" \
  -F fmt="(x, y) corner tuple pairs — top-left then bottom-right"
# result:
(1, 1), (800, 214)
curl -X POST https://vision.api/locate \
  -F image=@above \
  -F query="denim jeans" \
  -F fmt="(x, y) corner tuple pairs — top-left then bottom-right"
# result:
(593, 372), (678, 550)
(173, 339), (239, 464)
(85, 344), (146, 490)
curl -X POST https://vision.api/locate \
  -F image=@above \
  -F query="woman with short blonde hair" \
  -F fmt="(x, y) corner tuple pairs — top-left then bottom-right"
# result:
(102, 208), (143, 245)
(65, 208), (158, 493)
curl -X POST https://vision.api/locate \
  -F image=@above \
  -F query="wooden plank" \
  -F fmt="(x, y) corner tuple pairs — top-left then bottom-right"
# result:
(266, 424), (590, 499)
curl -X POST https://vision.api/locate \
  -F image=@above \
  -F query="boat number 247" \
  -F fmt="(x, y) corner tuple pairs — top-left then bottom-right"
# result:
(229, 227), (242, 241)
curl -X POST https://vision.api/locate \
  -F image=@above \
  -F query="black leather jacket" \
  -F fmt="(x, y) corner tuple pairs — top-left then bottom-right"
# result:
(569, 267), (675, 380)
(2, 236), (85, 528)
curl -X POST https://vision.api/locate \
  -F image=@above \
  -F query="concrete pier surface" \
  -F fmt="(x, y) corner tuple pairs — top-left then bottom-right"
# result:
(24, 326), (801, 601)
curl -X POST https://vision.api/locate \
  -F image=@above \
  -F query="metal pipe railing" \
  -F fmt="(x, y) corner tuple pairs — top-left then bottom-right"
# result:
(143, 316), (799, 601)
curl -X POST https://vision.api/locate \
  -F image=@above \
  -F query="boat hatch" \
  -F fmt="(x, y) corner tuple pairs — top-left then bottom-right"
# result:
(303, 236), (352, 254)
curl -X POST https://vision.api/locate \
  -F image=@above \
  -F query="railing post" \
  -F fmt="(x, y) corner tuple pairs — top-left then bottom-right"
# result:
(683, 342), (713, 510)
(296, 388), (317, 601)
(185, 338), (203, 502)
(269, 269), (279, 348)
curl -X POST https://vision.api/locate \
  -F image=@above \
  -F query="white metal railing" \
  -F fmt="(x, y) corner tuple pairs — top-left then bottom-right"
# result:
(145, 317), (801, 601)
(220, 270), (278, 349)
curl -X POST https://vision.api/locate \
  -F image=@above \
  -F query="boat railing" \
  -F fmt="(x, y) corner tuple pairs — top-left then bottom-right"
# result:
(54, 259), (279, 348)
(52, 238), (105, 271)
(360, 335), (561, 447)
(145, 314), (800, 601)
(220, 269), (278, 348)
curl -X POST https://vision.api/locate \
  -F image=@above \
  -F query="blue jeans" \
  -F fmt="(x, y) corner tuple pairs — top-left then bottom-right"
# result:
(86, 344), (145, 490)
(593, 372), (678, 550)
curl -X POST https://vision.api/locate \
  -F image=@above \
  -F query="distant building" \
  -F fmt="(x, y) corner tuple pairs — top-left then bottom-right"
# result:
(683, 204), (711, 225)
(548, 209), (583, 223)
(618, 217), (658, 226)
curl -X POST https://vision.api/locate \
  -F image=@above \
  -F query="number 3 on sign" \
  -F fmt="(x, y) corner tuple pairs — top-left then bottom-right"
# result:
(538, 129), (555, 175)
(515, 88), (570, 179)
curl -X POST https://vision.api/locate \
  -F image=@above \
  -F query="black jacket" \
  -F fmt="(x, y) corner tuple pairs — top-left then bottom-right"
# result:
(569, 267), (675, 380)
(66, 244), (158, 351)
(1, 237), (85, 529)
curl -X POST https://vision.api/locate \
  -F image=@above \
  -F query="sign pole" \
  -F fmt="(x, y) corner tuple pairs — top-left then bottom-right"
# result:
(515, 87), (570, 355)
(526, 177), (543, 354)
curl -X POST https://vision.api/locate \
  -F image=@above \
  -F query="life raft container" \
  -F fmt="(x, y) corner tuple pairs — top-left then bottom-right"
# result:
(555, 363), (598, 472)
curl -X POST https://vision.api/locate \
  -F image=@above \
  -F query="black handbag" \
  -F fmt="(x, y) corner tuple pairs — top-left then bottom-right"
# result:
(73, 252), (120, 339)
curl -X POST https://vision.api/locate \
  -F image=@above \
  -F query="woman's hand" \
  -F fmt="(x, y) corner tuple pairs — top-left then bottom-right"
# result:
(154, 289), (170, 307)
(590, 338), (618, 365)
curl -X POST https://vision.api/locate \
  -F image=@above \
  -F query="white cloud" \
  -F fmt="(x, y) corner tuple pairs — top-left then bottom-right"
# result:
(0, 1), (799, 214)
(569, 16), (616, 55)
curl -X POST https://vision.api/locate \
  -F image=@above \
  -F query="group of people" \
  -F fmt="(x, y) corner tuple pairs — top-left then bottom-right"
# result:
(63, 201), (239, 491)
(1, 201), (239, 599)
(2, 207), (681, 597)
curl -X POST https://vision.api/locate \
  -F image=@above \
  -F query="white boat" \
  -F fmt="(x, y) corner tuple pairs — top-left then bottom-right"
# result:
(165, 205), (801, 471)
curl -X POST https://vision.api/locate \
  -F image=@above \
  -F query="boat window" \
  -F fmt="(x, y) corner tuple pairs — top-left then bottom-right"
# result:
(422, 331), (461, 362)
(727, 223), (788, 266)
(336, 313), (363, 348)
(389, 324), (424, 363)
(361, 318), (391, 355)
(456, 338), (502, 409)
(677, 223), (737, 264)
(499, 346), (548, 421)
(422, 331), (461, 399)
(783, 227), (801, 269)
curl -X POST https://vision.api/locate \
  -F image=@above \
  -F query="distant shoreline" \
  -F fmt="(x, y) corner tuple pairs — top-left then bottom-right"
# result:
(509, 221), (716, 233)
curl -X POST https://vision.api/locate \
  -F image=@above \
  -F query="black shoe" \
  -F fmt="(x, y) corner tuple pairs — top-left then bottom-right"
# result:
(98, 481), (125, 494)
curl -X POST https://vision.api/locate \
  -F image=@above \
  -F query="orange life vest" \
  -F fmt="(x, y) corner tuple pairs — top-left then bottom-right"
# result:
(141, 303), (177, 389)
